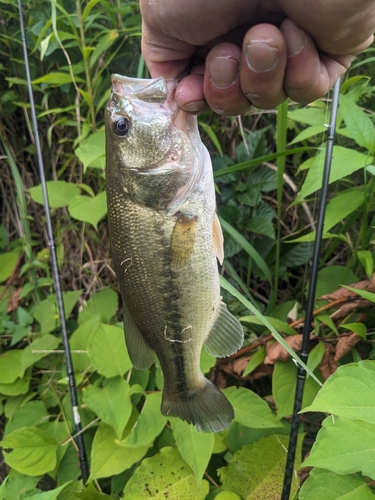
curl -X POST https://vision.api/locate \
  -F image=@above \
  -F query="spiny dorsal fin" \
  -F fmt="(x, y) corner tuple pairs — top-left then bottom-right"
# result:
(204, 301), (243, 357)
(123, 305), (156, 370)
(170, 212), (197, 267)
(212, 212), (224, 265)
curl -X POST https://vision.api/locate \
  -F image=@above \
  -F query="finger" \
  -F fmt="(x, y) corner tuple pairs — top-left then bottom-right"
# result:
(240, 23), (287, 109)
(204, 43), (250, 115)
(281, 19), (353, 103)
(175, 71), (209, 114)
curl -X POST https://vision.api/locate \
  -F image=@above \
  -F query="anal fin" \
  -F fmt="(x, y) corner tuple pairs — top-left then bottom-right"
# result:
(204, 302), (243, 357)
(123, 305), (156, 370)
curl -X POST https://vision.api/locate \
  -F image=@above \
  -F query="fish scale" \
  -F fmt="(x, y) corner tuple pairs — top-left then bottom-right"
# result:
(106, 75), (244, 432)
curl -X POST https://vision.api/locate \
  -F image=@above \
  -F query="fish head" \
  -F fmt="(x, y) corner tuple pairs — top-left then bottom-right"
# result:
(105, 75), (207, 212)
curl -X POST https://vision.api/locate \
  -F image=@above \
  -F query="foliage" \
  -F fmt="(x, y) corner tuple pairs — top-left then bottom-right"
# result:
(1, 0), (375, 498)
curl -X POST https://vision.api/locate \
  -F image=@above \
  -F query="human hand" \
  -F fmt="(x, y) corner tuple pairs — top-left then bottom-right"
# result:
(140, 0), (375, 114)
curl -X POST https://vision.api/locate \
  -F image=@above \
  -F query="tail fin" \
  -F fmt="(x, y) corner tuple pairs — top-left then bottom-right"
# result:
(161, 378), (234, 432)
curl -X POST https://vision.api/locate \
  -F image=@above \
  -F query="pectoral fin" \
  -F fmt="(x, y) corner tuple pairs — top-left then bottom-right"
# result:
(123, 306), (156, 370)
(204, 302), (244, 357)
(170, 212), (197, 267)
(212, 213), (224, 265)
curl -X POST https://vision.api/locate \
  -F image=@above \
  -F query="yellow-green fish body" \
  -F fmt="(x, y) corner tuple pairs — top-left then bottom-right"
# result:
(105, 75), (243, 432)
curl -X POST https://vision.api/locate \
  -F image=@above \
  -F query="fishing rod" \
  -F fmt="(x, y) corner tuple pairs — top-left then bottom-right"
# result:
(281, 77), (341, 499)
(17, 0), (89, 484)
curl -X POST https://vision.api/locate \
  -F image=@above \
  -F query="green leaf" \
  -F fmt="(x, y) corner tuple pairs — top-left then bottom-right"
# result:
(224, 387), (283, 428)
(121, 392), (167, 447)
(32, 72), (83, 85)
(273, 358), (321, 418)
(88, 323), (132, 377)
(200, 348), (216, 374)
(339, 93), (375, 151)
(299, 468), (375, 500)
(340, 322), (367, 339)
(0, 369), (31, 396)
(357, 250), (373, 276)
(240, 315), (296, 335)
(75, 131), (105, 171)
(295, 146), (372, 203)
(83, 377), (132, 439)
(288, 124), (326, 145)
(22, 334), (61, 371)
(171, 418), (214, 486)
(0, 350), (24, 383)
(90, 29), (119, 68)
(73, 481), (114, 499)
(302, 361), (375, 423)
(78, 287), (118, 325)
(90, 422), (150, 479)
(25, 482), (73, 500)
(343, 285), (375, 303)
(68, 192), (107, 229)
(28, 181), (80, 208)
(0, 473), (41, 500)
(5, 400), (49, 438)
(302, 416), (375, 480)
(198, 121), (223, 156)
(219, 217), (272, 283)
(123, 446), (209, 499)
(288, 106), (326, 126)
(242, 345), (266, 376)
(0, 249), (22, 283)
(70, 316), (101, 372)
(1, 426), (58, 476)
(218, 434), (303, 499)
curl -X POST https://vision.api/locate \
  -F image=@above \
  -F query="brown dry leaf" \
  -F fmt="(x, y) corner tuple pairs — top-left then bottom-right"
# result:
(330, 299), (371, 322)
(334, 333), (362, 361)
(264, 335), (315, 364)
(320, 343), (338, 380)
(232, 357), (250, 377)
(7, 288), (21, 312)
(250, 363), (274, 379)
(298, 465), (313, 485)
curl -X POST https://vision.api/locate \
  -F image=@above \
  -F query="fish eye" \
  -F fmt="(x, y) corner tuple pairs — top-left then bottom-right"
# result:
(114, 116), (131, 137)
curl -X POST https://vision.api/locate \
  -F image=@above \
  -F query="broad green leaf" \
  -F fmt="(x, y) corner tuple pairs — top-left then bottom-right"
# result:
(0, 249), (22, 283)
(33, 292), (81, 334)
(90, 422), (149, 479)
(288, 124), (326, 145)
(302, 416), (375, 479)
(343, 285), (375, 303)
(75, 131), (105, 171)
(22, 334), (61, 371)
(68, 192), (107, 229)
(224, 386), (283, 428)
(4, 392), (37, 419)
(219, 217), (272, 283)
(78, 287), (118, 325)
(295, 146), (372, 203)
(288, 106), (326, 126)
(273, 358), (321, 418)
(200, 348), (216, 374)
(0, 350), (24, 383)
(299, 468), (375, 500)
(70, 316), (101, 372)
(340, 93), (375, 151)
(121, 392), (167, 447)
(314, 266), (358, 303)
(88, 323), (132, 377)
(242, 345), (266, 376)
(215, 492), (241, 500)
(0, 369), (31, 396)
(5, 400), (49, 438)
(290, 190), (364, 242)
(240, 315), (296, 335)
(340, 322), (367, 339)
(302, 361), (375, 423)
(83, 377), (132, 439)
(218, 434), (303, 499)
(32, 72), (83, 85)
(26, 482), (73, 500)
(28, 181), (80, 208)
(171, 418), (214, 486)
(0, 474), (41, 500)
(123, 446), (209, 499)
(1, 426), (58, 476)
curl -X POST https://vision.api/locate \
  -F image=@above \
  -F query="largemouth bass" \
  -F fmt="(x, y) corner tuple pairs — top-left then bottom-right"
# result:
(105, 75), (243, 432)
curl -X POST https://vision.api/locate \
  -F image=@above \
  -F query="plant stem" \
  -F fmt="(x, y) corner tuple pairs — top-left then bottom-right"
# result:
(76, 0), (97, 131)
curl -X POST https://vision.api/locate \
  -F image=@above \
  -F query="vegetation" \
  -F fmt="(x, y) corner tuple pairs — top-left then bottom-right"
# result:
(1, 0), (375, 498)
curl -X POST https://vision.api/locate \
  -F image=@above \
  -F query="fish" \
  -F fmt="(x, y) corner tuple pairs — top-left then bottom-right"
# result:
(105, 74), (243, 432)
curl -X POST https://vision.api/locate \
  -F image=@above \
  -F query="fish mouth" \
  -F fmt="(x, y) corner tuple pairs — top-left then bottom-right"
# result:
(111, 74), (178, 105)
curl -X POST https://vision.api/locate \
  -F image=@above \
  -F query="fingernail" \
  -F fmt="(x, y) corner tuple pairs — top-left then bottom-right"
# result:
(245, 43), (279, 73)
(180, 101), (205, 113)
(284, 22), (307, 57)
(208, 56), (239, 89)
